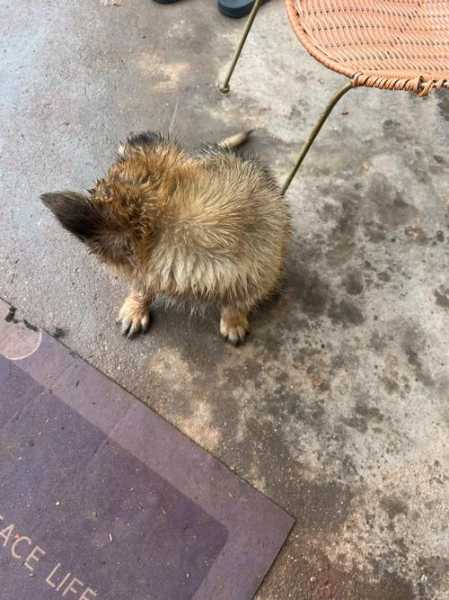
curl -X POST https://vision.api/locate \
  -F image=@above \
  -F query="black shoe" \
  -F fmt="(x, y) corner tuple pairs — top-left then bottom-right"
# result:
(218, 0), (258, 18)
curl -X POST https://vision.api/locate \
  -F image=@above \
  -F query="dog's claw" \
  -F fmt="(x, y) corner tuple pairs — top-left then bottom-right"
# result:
(123, 313), (150, 337)
(118, 299), (151, 339)
(120, 319), (133, 337)
(219, 320), (249, 346)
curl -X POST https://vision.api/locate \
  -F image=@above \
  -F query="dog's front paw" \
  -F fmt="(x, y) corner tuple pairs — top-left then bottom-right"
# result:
(117, 296), (151, 338)
(220, 309), (249, 346)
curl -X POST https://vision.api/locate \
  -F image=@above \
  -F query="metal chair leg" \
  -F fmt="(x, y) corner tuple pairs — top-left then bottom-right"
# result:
(219, 0), (263, 94)
(281, 82), (354, 194)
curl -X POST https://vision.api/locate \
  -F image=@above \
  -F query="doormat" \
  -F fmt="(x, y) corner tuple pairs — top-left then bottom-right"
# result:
(0, 299), (293, 600)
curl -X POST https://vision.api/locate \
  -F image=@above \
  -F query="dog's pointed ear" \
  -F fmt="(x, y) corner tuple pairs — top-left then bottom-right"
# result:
(41, 192), (104, 242)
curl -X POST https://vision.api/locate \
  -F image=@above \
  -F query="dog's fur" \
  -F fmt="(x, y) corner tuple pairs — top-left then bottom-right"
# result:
(41, 131), (291, 344)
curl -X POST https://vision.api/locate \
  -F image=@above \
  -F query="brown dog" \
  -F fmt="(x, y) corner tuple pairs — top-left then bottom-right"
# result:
(41, 131), (291, 344)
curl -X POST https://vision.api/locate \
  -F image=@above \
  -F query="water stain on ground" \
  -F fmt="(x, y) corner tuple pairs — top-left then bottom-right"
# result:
(288, 266), (330, 317)
(434, 287), (449, 309)
(382, 118), (410, 144)
(328, 299), (365, 327)
(402, 327), (434, 387)
(383, 376), (400, 394)
(380, 495), (409, 521)
(405, 347), (434, 387)
(364, 220), (388, 243)
(367, 174), (419, 228)
(233, 418), (354, 532)
(266, 384), (326, 429)
(344, 270), (364, 295)
(343, 402), (385, 434)
(377, 271), (391, 283)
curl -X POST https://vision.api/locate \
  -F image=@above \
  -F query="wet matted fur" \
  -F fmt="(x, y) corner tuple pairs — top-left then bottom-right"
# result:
(41, 131), (291, 344)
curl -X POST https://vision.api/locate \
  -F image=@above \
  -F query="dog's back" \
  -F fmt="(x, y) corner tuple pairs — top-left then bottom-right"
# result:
(111, 133), (290, 307)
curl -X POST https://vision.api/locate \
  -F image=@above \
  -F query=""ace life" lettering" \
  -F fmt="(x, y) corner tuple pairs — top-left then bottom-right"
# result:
(0, 514), (98, 599)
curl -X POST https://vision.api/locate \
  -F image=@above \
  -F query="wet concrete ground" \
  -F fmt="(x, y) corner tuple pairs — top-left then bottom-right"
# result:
(1, 0), (449, 598)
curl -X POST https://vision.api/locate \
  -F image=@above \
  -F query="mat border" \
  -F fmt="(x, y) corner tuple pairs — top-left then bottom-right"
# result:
(0, 298), (294, 600)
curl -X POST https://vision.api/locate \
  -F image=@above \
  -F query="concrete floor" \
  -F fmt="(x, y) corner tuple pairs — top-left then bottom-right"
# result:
(1, 0), (449, 598)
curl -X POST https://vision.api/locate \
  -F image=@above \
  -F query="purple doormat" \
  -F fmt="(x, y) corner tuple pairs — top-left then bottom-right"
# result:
(0, 299), (293, 600)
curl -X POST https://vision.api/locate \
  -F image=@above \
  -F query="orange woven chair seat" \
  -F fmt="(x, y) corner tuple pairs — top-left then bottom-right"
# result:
(285, 0), (449, 96)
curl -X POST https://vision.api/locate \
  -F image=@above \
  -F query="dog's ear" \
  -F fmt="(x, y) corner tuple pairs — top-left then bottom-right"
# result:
(41, 192), (104, 242)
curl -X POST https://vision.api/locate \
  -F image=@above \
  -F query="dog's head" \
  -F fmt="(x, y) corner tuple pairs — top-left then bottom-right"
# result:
(41, 181), (150, 270)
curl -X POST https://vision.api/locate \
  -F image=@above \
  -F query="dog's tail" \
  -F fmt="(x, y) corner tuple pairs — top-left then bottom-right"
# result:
(218, 130), (253, 150)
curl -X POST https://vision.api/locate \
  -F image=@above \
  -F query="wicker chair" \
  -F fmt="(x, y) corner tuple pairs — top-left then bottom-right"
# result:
(220, 0), (449, 192)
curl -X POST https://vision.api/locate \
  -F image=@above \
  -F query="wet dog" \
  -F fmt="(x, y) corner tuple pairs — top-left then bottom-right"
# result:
(41, 131), (291, 344)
